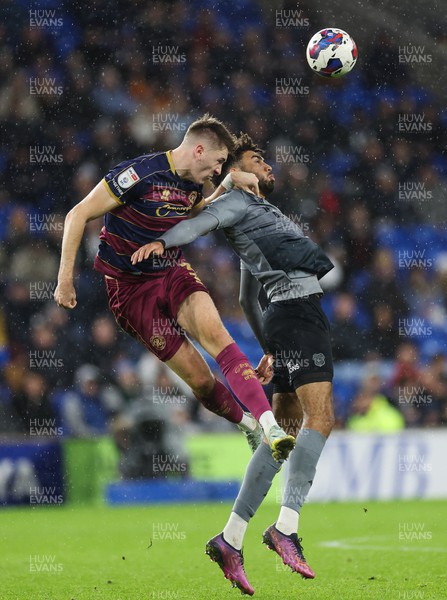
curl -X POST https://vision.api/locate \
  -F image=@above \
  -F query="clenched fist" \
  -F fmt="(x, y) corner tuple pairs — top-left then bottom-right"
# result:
(255, 354), (274, 385)
(54, 280), (77, 309)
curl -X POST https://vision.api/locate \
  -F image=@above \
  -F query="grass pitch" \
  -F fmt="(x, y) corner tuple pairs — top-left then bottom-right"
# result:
(1, 499), (446, 600)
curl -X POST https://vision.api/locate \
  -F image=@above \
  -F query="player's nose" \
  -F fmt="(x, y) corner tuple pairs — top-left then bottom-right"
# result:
(214, 164), (222, 176)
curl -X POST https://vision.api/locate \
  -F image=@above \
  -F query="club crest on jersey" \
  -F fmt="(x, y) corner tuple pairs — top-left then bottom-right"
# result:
(312, 353), (325, 367)
(188, 191), (198, 205)
(150, 335), (166, 351)
(117, 166), (140, 189)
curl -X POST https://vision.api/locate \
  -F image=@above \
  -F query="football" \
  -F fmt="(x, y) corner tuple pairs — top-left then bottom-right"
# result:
(306, 28), (358, 78)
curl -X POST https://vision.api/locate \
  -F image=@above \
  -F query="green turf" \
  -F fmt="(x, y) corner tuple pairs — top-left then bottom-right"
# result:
(1, 499), (446, 600)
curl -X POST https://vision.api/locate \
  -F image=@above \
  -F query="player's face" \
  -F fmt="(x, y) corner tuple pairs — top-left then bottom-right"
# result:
(239, 151), (275, 196)
(192, 144), (228, 184)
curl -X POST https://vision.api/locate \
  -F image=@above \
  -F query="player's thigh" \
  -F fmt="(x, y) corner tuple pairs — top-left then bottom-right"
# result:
(272, 392), (303, 437)
(176, 291), (234, 358)
(165, 337), (215, 396)
(295, 381), (335, 434)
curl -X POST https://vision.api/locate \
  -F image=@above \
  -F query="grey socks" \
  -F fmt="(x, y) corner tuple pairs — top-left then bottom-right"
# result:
(282, 428), (326, 512)
(233, 441), (282, 521)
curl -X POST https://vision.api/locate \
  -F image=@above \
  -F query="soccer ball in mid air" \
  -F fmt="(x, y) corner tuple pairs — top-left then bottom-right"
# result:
(306, 28), (357, 77)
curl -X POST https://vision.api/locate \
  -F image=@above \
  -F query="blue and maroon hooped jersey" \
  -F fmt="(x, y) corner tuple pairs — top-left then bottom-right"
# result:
(94, 151), (204, 278)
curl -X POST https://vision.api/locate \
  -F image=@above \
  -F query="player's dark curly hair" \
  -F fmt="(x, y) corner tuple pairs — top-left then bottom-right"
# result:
(213, 132), (264, 186)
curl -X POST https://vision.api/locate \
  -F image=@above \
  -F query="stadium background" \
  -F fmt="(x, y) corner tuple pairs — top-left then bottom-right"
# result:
(0, 2), (446, 597)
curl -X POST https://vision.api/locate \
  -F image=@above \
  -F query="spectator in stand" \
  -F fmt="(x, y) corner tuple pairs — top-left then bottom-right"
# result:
(81, 314), (128, 381)
(28, 316), (74, 389)
(11, 371), (55, 435)
(362, 248), (409, 319)
(414, 164), (447, 225)
(10, 239), (58, 284)
(387, 341), (434, 426)
(347, 373), (405, 432)
(342, 203), (374, 282)
(331, 291), (366, 360)
(389, 342), (421, 391)
(367, 303), (401, 360)
(57, 364), (122, 437)
(3, 207), (30, 269)
(406, 268), (439, 321)
(420, 353), (447, 426)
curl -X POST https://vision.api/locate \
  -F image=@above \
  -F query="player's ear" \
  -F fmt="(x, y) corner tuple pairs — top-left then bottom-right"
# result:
(194, 144), (205, 160)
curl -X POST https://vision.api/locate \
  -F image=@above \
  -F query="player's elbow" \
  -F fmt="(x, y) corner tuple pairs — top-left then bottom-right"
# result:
(64, 206), (80, 230)
(65, 202), (89, 227)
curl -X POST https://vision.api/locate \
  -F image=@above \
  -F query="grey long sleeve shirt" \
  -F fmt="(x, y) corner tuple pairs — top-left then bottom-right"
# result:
(160, 189), (333, 302)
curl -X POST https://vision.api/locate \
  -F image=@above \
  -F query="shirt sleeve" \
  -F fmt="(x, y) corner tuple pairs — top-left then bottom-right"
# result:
(160, 211), (221, 249)
(160, 189), (248, 249)
(102, 158), (147, 205)
(203, 189), (248, 228)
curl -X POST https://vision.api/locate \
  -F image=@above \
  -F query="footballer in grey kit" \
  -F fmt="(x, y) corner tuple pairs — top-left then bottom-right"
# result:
(132, 133), (336, 595)
(163, 187), (332, 299)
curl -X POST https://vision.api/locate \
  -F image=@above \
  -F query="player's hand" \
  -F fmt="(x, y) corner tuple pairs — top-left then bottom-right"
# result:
(255, 354), (274, 385)
(131, 241), (164, 264)
(230, 171), (260, 196)
(54, 280), (77, 309)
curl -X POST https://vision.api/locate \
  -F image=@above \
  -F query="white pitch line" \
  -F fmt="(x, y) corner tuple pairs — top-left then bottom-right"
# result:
(319, 535), (447, 553)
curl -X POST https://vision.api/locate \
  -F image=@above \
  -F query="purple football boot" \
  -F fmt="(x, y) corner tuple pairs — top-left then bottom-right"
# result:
(205, 533), (254, 595)
(262, 524), (315, 579)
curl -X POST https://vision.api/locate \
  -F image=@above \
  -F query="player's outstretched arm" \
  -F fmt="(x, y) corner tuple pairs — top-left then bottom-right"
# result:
(54, 181), (119, 309)
(130, 211), (219, 264)
(131, 189), (247, 264)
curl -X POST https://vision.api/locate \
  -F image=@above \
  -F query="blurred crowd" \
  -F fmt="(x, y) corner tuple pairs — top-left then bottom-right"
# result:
(1, 0), (446, 468)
